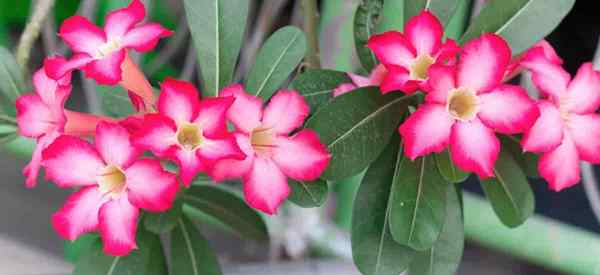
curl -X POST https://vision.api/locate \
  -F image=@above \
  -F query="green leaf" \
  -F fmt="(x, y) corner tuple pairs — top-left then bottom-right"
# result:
(183, 185), (269, 242)
(376, 0), (405, 33)
(289, 69), (351, 111)
(246, 26), (307, 100)
(171, 216), (221, 275)
(73, 227), (167, 275)
(405, 0), (461, 26)
(0, 46), (26, 115)
(460, 0), (575, 55)
(408, 185), (464, 275)
(434, 149), (469, 183)
(98, 85), (134, 117)
(480, 148), (535, 228)
(354, 0), (383, 71)
(184, 0), (249, 97)
(501, 136), (538, 178)
(390, 156), (447, 251)
(306, 87), (410, 181)
(288, 179), (328, 208)
(352, 135), (415, 275)
(64, 234), (99, 264)
(144, 197), (183, 234)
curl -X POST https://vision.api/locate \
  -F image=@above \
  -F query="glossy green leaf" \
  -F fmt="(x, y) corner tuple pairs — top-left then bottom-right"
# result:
(480, 149), (535, 228)
(98, 85), (134, 117)
(501, 136), (539, 178)
(306, 87), (411, 181)
(0, 46), (26, 115)
(390, 156), (447, 251)
(183, 185), (269, 242)
(144, 197), (183, 234)
(73, 227), (167, 275)
(289, 69), (351, 111)
(288, 179), (328, 208)
(405, 0), (461, 26)
(434, 149), (469, 183)
(354, 0), (382, 71)
(409, 185), (464, 275)
(184, 0), (248, 97)
(352, 135), (415, 275)
(246, 26), (307, 100)
(376, 0), (405, 32)
(64, 233), (99, 264)
(461, 0), (575, 54)
(171, 216), (221, 275)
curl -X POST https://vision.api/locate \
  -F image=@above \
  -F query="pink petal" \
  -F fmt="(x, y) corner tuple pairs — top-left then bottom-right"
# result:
(425, 64), (456, 104)
(521, 46), (570, 100)
(122, 23), (173, 52)
(98, 196), (139, 256)
(568, 113), (600, 163)
(194, 96), (235, 138)
(52, 186), (106, 240)
(82, 49), (126, 85)
(132, 114), (178, 156)
(243, 157), (290, 215)
(457, 34), (510, 93)
(158, 78), (201, 123)
(539, 133), (580, 191)
(125, 159), (179, 212)
(104, 0), (145, 39)
(95, 122), (141, 169)
(44, 54), (94, 80)
(450, 118), (500, 178)
(521, 100), (564, 153)
(197, 135), (245, 167)
(347, 73), (371, 87)
(332, 83), (357, 97)
(435, 39), (460, 64)
(16, 94), (55, 138)
(404, 10), (443, 56)
(210, 133), (255, 181)
(127, 91), (146, 112)
(23, 132), (60, 188)
(478, 84), (540, 134)
(58, 16), (106, 55)
(380, 65), (419, 94)
(171, 148), (205, 187)
(42, 135), (105, 188)
(32, 68), (71, 107)
(367, 31), (416, 68)
(566, 63), (600, 114)
(399, 104), (454, 159)
(219, 84), (263, 134)
(272, 129), (330, 181)
(262, 90), (309, 134)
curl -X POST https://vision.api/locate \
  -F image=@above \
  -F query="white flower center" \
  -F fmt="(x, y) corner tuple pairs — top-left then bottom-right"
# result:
(447, 87), (480, 121)
(176, 123), (203, 151)
(250, 127), (276, 156)
(98, 165), (127, 199)
(410, 54), (435, 80)
(558, 96), (572, 121)
(95, 38), (122, 59)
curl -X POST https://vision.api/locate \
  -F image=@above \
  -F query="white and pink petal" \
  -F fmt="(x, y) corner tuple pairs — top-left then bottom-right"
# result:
(449, 118), (500, 178)
(98, 196), (139, 256)
(477, 85), (540, 134)
(158, 78), (201, 123)
(243, 157), (290, 215)
(457, 34), (510, 93)
(272, 129), (330, 181)
(404, 10), (443, 56)
(52, 186), (106, 241)
(262, 91), (309, 134)
(219, 84), (263, 133)
(95, 122), (141, 169)
(521, 100), (564, 153)
(125, 159), (179, 212)
(367, 31), (416, 68)
(538, 133), (580, 192)
(399, 104), (454, 159)
(567, 113), (600, 164)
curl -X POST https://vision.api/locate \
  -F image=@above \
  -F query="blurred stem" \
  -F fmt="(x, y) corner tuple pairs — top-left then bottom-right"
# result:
(15, 0), (56, 72)
(302, 0), (321, 69)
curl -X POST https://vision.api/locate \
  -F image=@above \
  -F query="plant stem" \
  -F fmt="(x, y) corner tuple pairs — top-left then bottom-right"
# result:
(16, 0), (56, 72)
(302, 0), (321, 69)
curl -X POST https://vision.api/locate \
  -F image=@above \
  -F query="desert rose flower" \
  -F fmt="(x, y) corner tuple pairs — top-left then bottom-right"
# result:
(398, 34), (539, 178)
(367, 10), (459, 94)
(504, 40), (563, 82)
(332, 64), (387, 97)
(43, 122), (178, 256)
(520, 46), (600, 191)
(132, 78), (244, 186)
(211, 85), (331, 215)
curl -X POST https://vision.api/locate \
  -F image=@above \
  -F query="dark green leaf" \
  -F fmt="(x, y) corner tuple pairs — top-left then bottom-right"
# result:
(246, 26), (307, 100)
(288, 179), (328, 208)
(409, 185), (464, 275)
(98, 85), (134, 117)
(354, 0), (383, 71)
(144, 197), (183, 234)
(405, 0), (461, 26)
(64, 234), (99, 264)
(376, 0), (405, 33)
(352, 135), (415, 275)
(501, 136), (538, 178)
(390, 156), (447, 251)
(306, 87), (411, 181)
(184, 0), (249, 97)
(171, 216), (221, 275)
(460, 0), (575, 54)
(434, 149), (469, 183)
(183, 185), (269, 242)
(0, 46), (26, 115)
(480, 149), (535, 227)
(0, 123), (17, 144)
(289, 69), (351, 111)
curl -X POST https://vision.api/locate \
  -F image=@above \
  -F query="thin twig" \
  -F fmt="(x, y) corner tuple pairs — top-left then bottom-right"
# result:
(180, 43), (197, 81)
(15, 0), (57, 72)
(301, 0), (321, 69)
(145, 15), (190, 76)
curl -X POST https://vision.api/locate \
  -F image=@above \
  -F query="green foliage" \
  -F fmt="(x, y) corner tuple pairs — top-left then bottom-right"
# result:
(98, 85), (135, 117)
(434, 149), (469, 183)
(64, 234), (99, 264)
(170, 216), (222, 275)
(289, 69), (351, 111)
(144, 196), (183, 234)
(287, 179), (328, 208)
(376, 0), (405, 32)
(354, 0), (383, 71)
(405, 0), (461, 26)
(0, 46), (26, 116)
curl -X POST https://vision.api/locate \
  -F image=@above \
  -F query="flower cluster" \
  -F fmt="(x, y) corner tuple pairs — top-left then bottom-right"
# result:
(15, 0), (330, 256)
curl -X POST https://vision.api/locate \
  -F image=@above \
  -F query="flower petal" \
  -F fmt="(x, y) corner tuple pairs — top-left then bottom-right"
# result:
(98, 196), (139, 256)
(82, 49), (126, 85)
(52, 186), (106, 240)
(16, 94), (54, 138)
(566, 62), (600, 114)
(332, 83), (357, 98)
(171, 148), (205, 187)
(568, 113), (600, 163)
(158, 78), (200, 123)
(521, 100), (564, 153)
(95, 122), (141, 168)
(23, 131), (60, 188)
(42, 135), (104, 188)
(380, 65), (419, 94)
(404, 10), (443, 56)
(194, 96), (234, 138)
(449, 118), (500, 178)
(262, 90), (309, 134)
(435, 39), (460, 64)
(132, 114), (178, 157)
(521, 46), (570, 99)
(219, 84), (263, 134)
(478, 84), (540, 134)
(44, 54), (94, 80)
(58, 16), (106, 55)
(538, 133), (580, 191)
(425, 64), (456, 104)
(272, 129), (330, 181)
(122, 23), (173, 52)
(33, 68), (71, 107)
(457, 34), (510, 93)
(104, 0), (145, 39)
(399, 104), (454, 159)
(367, 31), (416, 67)
(243, 157), (290, 215)
(210, 133), (255, 181)
(197, 136), (245, 167)
(125, 159), (179, 212)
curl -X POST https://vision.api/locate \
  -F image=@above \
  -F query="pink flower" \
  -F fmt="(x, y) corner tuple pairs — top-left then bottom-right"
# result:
(44, 0), (172, 85)
(504, 40), (563, 81)
(520, 46), (600, 191)
(398, 34), (539, 178)
(42, 122), (178, 256)
(332, 64), (387, 97)
(367, 11), (460, 94)
(211, 85), (331, 215)
(132, 78), (245, 186)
